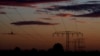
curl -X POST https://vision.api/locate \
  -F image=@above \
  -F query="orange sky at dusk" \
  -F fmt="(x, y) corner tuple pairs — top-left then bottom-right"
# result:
(0, 0), (100, 51)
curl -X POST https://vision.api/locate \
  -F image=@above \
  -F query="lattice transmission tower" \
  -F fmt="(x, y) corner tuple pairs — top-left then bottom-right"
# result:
(53, 31), (85, 51)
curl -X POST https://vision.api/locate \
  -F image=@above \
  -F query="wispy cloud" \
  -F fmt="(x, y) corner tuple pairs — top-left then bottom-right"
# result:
(44, 4), (100, 13)
(0, 2), (38, 8)
(0, 0), (70, 2)
(44, 3), (100, 18)
(75, 20), (86, 23)
(55, 13), (73, 17)
(74, 11), (100, 17)
(0, 12), (6, 14)
(40, 18), (52, 20)
(86, 1), (100, 4)
(70, 18), (87, 23)
(0, 0), (71, 7)
(11, 21), (59, 26)
(1, 32), (15, 35)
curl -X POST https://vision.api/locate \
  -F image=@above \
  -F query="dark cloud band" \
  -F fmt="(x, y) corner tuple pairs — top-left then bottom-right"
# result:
(74, 11), (100, 17)
(11, 21), (59, 26)
(0, 0), (69, 2)
(0, 12), (6, 14)
(45, 4), (100, 12)
(0, 0), (70, 7)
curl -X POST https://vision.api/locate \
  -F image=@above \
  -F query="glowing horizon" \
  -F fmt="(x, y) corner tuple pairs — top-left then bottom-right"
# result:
(0, 0), (100, 51)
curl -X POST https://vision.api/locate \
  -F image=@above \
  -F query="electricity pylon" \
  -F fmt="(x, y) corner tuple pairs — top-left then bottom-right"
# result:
(52, 31), (84, 51)
(73, 36), (85, 51)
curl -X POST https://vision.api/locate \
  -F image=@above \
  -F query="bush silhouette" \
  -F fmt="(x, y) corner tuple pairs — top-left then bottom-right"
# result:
(14, 47), (21, 52)
(52, 43), (64, 53)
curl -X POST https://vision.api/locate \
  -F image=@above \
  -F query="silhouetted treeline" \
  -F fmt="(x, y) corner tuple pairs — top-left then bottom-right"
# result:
(0, 43), (100, 56)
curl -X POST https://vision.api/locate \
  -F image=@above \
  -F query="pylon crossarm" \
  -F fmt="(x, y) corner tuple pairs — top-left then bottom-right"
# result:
(61, 32), (65, 36)
(52, 31), (85, 51)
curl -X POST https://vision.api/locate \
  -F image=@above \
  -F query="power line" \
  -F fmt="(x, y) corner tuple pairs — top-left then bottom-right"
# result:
(49, 4), (71, 50)
(31, 7), (46, 37)
(71, 17), (85, 51)
(72, 18), (78, 31)
(13, 7), (35, 37)
(0, 15), (13, 32)
(61, 18), (67, 31)
(51, 22), (57, 33)
(0, 15), (26, 41)
(31, 6), (57, 38)
(2, 7), (36, 41)
(13, 6), (43, 38)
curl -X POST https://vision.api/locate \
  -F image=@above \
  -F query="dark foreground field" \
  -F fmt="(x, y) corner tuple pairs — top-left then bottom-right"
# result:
(0, 43), (100, 56)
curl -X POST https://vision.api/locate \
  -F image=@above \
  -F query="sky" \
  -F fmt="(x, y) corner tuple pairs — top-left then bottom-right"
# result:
(0, 0), (100, 51)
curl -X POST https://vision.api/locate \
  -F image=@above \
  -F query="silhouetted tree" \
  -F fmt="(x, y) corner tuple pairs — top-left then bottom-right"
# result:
(51, 43), (64, 56)
(13, 47), (21, 56)
(14, 47), (21, 52)
(53, 43), (64, 52)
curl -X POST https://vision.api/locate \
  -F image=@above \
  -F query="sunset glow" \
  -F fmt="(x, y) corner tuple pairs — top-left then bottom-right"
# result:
(0, 0), (100, 51)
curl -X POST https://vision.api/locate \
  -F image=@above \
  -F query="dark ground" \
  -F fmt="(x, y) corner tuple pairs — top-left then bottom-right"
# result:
(0, 43), (100, 56)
